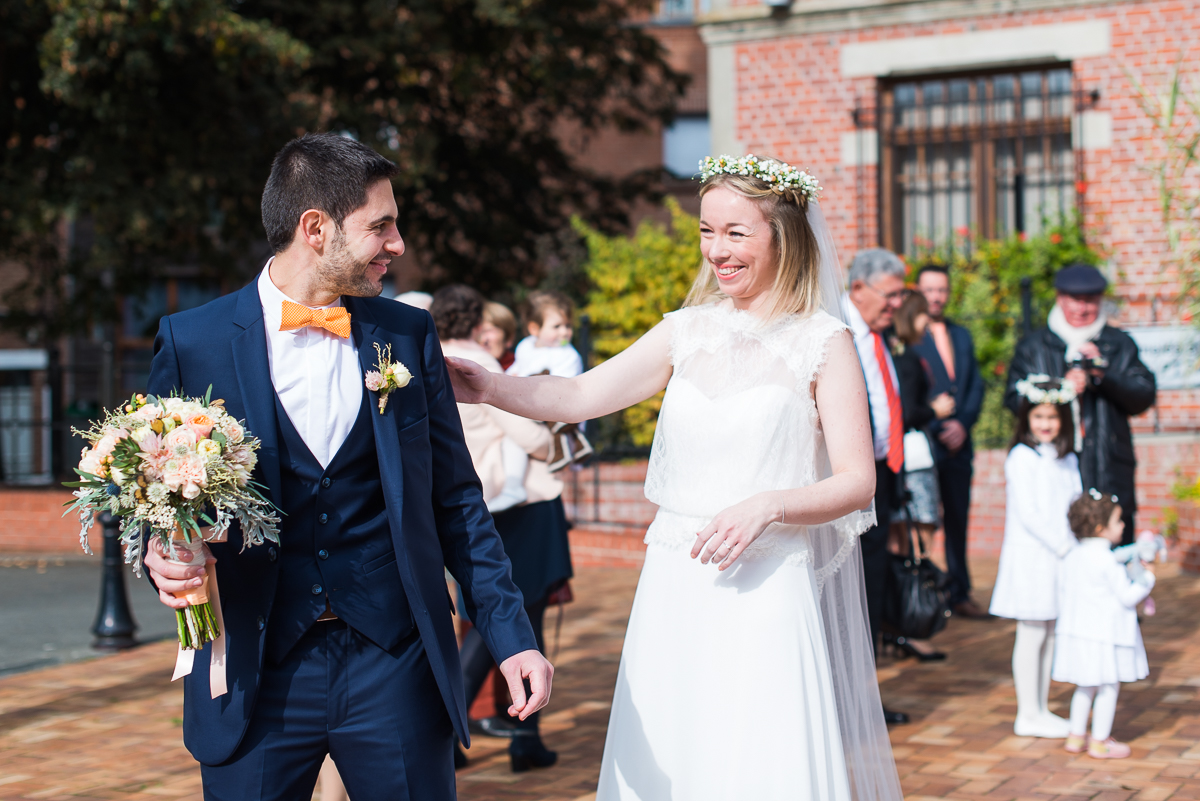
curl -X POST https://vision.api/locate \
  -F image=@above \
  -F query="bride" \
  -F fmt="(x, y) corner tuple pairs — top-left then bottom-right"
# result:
(446, 155), (903, 800)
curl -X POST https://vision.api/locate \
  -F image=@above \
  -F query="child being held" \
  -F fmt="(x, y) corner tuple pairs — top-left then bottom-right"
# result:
(1053, 490), (1154, 759)
(508, 290), (584, 379)
(989, 375), (1081, 738)
(508, 290), (591, 471)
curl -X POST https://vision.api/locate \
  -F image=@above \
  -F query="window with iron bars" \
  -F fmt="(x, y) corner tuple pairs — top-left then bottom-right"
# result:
(877, 65), (1083, 257)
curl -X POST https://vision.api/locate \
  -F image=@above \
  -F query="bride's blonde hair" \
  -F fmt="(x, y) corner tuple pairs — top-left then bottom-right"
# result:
(684, 164), (822, 321)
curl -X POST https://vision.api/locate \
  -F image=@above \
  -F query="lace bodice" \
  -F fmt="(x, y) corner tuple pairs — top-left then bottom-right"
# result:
(643, 303), (871, 566)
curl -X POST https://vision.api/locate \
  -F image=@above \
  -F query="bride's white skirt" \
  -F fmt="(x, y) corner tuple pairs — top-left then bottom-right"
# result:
(596, 544), (852, 801)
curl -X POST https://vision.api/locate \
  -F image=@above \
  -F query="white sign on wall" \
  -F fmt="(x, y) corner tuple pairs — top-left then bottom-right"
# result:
(1126, 325), (1200, 390)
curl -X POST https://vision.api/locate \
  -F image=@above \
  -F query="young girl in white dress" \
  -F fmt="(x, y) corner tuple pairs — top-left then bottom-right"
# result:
(1054, 490), (1153, 759)
(445, 155), (903, 800)
(989, 375), (1080, 738)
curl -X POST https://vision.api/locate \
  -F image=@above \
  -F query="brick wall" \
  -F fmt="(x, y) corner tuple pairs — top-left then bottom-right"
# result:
(720, 0), (1200, 427)
(0, 489), (92, 554)
(10, 433), (1196, 562)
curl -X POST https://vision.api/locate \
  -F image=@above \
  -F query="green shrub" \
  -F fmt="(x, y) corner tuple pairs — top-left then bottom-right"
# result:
(575, 198), (699, 448)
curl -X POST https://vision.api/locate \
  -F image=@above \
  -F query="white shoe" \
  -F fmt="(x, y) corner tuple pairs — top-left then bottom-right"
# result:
(1014, 713), (1071, 738)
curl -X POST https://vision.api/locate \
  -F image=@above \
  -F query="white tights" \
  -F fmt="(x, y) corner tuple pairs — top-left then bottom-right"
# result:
(1069, 684), (1119, 740)
(1013, 620), (1056, 722)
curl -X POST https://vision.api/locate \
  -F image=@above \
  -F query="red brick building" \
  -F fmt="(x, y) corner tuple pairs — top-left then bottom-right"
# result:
(697, 0), (1200, 434)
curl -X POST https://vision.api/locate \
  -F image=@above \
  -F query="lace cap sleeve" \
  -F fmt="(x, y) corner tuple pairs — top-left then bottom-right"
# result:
(780, 311), (851, 392)
(661, 305), (701, 367)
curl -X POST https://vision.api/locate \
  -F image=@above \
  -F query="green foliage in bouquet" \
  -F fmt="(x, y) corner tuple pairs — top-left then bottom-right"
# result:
(576, 199), (699, 448)
(912, 216), (1106, 448)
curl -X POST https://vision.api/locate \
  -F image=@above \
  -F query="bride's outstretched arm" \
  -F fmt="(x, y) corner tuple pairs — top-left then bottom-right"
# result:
(692, 330), (877, 569)
(445, 318), (674, 423)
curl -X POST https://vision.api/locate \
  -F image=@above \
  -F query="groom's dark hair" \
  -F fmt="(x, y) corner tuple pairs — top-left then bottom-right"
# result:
(262, 133), (399, 253)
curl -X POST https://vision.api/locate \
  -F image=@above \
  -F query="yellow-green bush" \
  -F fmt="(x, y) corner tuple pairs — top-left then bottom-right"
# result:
(575, 199), (699, 447)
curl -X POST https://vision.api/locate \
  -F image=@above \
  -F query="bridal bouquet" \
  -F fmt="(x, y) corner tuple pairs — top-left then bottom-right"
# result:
(65, 389), (281, 650)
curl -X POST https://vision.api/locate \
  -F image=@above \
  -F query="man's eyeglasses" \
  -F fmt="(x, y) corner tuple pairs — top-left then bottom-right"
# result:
(862, 282), (908, 303)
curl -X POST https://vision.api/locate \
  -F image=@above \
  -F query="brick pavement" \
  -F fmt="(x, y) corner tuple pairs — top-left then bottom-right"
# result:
(2, 559), (1200, 800)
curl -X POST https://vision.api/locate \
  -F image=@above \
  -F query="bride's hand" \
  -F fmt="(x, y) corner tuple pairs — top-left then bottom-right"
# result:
(691, 493), (783, 570)
(445, 356), (495, 404)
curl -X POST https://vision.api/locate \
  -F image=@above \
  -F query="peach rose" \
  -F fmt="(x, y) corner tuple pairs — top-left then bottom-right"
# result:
(186, 413), (214, 439)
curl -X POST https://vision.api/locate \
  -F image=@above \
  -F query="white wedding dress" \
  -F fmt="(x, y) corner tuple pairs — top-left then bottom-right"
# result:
(596, 302), (902, 801)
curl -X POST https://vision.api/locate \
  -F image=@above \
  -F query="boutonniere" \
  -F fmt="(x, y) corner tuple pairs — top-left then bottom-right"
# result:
(889, 334), (905, 357)
(364, 343), (412, 414)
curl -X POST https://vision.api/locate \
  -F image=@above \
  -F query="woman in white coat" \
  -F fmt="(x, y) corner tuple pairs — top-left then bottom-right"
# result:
(989, 376), (1080, 738)
(1054, 490), (1152, 759)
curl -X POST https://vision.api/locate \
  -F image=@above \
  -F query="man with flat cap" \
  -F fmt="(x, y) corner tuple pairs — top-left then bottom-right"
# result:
(1004, 263), (1156, 544)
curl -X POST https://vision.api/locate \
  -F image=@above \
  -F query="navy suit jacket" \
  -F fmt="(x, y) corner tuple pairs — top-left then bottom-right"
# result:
(911, 321), (984, 459)
(147, 281), (535, 765)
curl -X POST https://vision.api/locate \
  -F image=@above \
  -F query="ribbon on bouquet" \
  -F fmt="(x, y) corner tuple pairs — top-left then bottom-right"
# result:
(168, 538), (229, 699)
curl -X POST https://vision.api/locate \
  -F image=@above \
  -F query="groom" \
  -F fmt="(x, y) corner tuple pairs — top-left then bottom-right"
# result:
(142, 133), (551, 800)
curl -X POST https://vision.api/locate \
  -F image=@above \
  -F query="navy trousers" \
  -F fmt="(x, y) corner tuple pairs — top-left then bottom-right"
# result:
(201, 621), (455, 801)
(936, 449), (974, 605)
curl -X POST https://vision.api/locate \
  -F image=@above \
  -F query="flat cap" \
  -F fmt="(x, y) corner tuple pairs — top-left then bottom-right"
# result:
(1054, 263), (1108, 295)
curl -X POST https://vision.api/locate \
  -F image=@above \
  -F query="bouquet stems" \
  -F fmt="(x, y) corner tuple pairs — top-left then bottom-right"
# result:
(169, 536), (221, 650)
(176, 601), (221, 650)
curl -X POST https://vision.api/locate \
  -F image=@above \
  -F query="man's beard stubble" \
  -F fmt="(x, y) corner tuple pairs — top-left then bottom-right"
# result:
(317, 227), (384, 299)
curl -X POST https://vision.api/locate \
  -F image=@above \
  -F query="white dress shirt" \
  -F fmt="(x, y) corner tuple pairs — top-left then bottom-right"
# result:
(842, 295), (898, 462)
(258, 263), (363, 468)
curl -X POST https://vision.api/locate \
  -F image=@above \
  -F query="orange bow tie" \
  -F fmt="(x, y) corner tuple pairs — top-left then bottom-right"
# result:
(279, 300), (352, 339)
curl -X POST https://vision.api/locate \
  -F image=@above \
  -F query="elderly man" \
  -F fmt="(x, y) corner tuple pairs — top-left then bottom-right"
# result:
(912, 265), (988, 618)
(844, 247), (908, 725)
(1004, 264), (1157, 544)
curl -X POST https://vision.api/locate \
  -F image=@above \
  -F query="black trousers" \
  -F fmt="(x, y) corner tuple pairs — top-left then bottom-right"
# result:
(937, 448), (974, 605)
(862, 459), (900, 650)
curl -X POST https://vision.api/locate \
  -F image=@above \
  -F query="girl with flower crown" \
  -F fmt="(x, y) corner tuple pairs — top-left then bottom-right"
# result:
(1053, 489), (1152, 759)
(989, 375), (1081, 738)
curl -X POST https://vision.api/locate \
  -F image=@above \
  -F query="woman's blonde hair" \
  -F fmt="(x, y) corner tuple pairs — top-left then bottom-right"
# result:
(684, 165), (822, 320)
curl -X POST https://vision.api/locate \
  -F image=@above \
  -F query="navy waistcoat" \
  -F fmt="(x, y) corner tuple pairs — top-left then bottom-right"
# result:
(265, 387), (414, 663)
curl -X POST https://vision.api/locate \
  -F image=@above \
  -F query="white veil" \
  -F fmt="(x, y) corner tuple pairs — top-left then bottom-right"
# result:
(807, 201), (904, 801)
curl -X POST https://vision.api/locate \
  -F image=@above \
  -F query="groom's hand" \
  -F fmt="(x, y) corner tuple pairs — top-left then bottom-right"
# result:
(144, 537), (216, 610)
(499, 649), (554, 720)
(444, 356), (494, 404)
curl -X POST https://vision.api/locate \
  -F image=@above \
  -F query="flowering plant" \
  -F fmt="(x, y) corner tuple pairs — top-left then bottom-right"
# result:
(1014, 374), (1078, 406)
(698, 154), (822, 204)
(364, 342), (412, 413)
(64, 388), (280, 650)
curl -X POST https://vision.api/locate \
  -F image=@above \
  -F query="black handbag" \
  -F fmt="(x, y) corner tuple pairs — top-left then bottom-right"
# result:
(884, 506), (952, 640)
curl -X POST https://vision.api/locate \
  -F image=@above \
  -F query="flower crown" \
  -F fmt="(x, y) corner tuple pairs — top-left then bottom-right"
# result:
(1015, 374), (1078, 406)
(698, 155), (821, 204)
(1088, 488), (1119, 503)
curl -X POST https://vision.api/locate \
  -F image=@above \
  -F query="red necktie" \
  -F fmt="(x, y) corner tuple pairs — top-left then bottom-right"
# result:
(873, 331), (905, 473)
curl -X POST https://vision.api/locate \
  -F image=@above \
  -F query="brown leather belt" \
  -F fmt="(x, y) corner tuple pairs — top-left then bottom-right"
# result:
(316, 601), (338, 622)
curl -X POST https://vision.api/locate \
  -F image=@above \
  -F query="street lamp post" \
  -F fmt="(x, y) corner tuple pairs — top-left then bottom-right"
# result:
(91, 511), (138, 650)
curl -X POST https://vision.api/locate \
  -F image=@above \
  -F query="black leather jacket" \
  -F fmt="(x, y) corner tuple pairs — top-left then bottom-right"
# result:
(1004, 325), (1157, 514)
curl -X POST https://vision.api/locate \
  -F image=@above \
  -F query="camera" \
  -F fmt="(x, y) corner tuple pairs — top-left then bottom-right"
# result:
(1066, 355), (1108, 372)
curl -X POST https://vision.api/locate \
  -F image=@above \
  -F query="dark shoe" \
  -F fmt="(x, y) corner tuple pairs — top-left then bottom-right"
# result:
(454, 741), (469, 770)
(894, 635), (946, 662)
(883, 707), (910, 725)
(509, 735), (557, 773)
(952, 599), (991, 620)
(472, 716), (518, 738)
